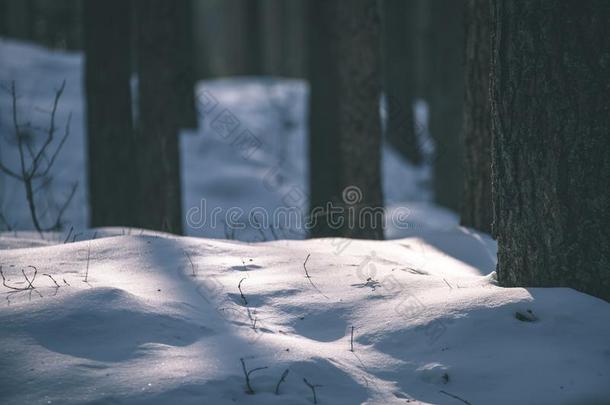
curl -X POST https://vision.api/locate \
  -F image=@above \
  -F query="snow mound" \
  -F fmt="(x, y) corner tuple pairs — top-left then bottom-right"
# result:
(11, 287), (211, 362)
(0, 233), (609, 404)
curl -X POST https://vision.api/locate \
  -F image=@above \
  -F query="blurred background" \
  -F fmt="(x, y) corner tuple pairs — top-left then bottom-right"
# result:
(0, 0), (467, 242)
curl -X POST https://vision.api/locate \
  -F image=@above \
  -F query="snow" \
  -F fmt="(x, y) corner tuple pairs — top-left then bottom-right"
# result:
(1, 233), (609, 404)
(1, 39), (610, 405)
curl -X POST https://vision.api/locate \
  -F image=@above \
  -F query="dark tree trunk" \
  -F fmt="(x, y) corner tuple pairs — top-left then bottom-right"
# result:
(460, 0), (492, 233)
(427, 0), (465, 213)
(308, 0), (384, 240)
(491, 1), (610, 301)
(133, 0), (183, 234)
(380, 0), (421, 165)
(83, 0), (137, 228)
(261, 0), (285, 76)
(244, 0), (263, 76)
(176, 0), (198, 129)
(4, 0), (33, 41)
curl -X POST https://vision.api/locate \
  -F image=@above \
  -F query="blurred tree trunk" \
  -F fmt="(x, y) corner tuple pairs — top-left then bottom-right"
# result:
(491, 1), (610, 301)
(83, 0), (137, 228)
(260, 0), (308, 78)
(308, 0), (384, 240)
(176, 0), (198, 129)
(3, 0), (33, 41)
(261, 0), (285, 76)
(244, 0), (263, 75)
(284, 0), (307, 78)
(133, 0), (183, 234)
(460, 0), (492, 233)
(380, 0), (421, 165)
(427, 0), (465, 213)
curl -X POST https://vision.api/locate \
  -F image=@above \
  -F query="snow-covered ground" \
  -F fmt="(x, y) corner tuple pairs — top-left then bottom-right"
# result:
(1, 39), (610, 405)
(1, 231), (609, 404)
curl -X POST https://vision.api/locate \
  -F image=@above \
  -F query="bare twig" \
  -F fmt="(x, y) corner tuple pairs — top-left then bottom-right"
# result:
(22, 266), (37, 289)
(84, 243), (91, 283)
(246, 307), (258, 330)
(63, 226), (73, 243)
(302, 254), (329, 299)
(238, 277), (248, 305)
(42, 273), (60, 288)
(439, 390), (472, 405)
(350, 326), (355, 352)
(0, 81), (75, 234)
(184, 251), (196, 276)
(240, 358), (268, 394)
(0, 266), (37, 291)
(274, 369), (289, 395)
(303, 378), (322, 404)
(303, 253), (311, 278)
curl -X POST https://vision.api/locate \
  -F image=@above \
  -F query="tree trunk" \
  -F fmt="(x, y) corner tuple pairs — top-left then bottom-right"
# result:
(427, 0), (465, 213)
(176, 0), (198, 129)
(244, 0), (263, 76)
(83, 0), (137, 228)
(308, 0), (384, 240)
(491, 0), (610, 301)
(133, 0), (183, 234)
(460, 0), (492, 233)
(380, 0), (421, 165)
(260, 0), (285, 76)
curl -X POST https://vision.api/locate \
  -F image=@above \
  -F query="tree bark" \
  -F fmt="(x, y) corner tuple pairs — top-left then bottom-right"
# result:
(308, 0), (384, 240)
(491, 0), (610, 301)
(83, 0), (138, 228)
(133, 0), (183, 234)
(427, 0), (465, 213)
(380, 0), (421, 165)
(176, 0), (198, 129)
(460, 0), (492, 234)
(244, 0), (263, 76)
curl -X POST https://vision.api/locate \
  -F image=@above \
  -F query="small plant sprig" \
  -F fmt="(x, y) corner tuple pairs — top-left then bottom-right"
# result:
(303, 378), (322, 404)
(302, 253), (328, 299)
(0, 265), (37, 291)
(238, 277), (248, 305)
(274, 369), (289, 395)
(184, 251), (196, 277)
(240, 358), (268, 394)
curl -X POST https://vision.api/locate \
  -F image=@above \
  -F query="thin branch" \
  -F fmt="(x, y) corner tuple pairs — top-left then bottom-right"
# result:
(63, 226), (73, 243)
(0, 266), (36, 291)
(184, 251), (196, 276)
(303, 253), (311, 278)
(84, 242), (91, 283)
(240, 358), (268, 394)
(274, 369), (289, 395)
(42, 273), (60, 288)
(238, 277), (248, 305)
(302, 253), (329, 299)
(30, 80), (66, 174)
(303, 378), (322, 404)
(36, 112), (71, 179)
(439, 390), (472, 405)
(22, 266), (37, 289)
